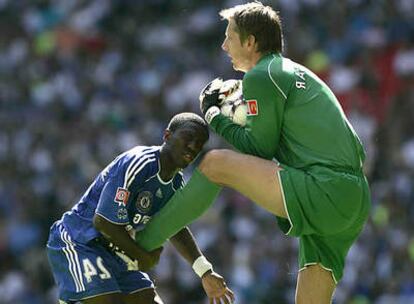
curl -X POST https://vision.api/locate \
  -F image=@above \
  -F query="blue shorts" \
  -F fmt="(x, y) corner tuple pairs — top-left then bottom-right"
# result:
(46, 222), (154, 302)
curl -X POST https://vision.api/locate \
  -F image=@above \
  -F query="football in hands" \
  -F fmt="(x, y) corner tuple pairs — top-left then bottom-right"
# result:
(218, 79), (247, 126)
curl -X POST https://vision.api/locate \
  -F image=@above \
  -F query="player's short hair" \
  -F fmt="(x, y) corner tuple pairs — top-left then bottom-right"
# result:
(219, 1), (284, 54)
(167, 112), (209, 140)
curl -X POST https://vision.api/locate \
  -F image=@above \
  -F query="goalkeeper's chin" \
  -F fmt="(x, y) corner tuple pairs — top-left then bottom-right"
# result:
(231, 61), (247, 73)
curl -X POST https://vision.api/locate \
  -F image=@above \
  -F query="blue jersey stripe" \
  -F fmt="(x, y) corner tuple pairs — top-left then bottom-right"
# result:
(123, 148), (159, 188)
(126, 157), (156, 188)
(125, 153), (155, 187)
(124, 150), (157, 188)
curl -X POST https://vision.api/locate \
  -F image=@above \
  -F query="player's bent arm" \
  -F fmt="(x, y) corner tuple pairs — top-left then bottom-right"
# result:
(170, 227), (214, 277)
(210, 72), (283, 160)
(93, 214), (161, 271)
(170, 227), (204, 265)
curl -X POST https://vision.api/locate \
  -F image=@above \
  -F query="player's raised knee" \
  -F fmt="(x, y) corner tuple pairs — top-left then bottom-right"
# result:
(199, 149), (233, 183)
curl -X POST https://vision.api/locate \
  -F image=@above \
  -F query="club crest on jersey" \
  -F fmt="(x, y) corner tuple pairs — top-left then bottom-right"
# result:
(136, 191), (153, 213)
(246, 99), (258, 116)
(114, 187), (130, 206)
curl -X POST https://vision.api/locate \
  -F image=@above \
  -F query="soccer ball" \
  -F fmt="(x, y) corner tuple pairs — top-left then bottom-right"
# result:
(219, 79), (247, 126)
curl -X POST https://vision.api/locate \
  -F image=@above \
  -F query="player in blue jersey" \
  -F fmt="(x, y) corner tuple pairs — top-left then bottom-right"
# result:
(46, 112), (235, 304)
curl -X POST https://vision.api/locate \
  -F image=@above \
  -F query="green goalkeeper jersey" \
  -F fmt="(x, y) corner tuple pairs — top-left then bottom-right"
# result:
(210, 53), (365, 171)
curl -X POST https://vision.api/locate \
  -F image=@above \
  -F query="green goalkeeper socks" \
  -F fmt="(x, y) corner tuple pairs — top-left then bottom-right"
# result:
(135, 168), (221, 251)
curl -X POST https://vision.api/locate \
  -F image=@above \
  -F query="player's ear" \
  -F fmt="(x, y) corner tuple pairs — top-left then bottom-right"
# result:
(246, 34), (257, 50)
(163, 129), (172, 141)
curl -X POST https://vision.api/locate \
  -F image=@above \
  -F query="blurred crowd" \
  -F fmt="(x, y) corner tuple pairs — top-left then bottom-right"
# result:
(0, 0), (414, 303)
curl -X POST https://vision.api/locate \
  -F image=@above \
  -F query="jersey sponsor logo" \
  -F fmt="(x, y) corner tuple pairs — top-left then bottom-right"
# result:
(246, 99), (258, 116)
(135, 191), (153, 213)
(117, 208), (128, 220)
(114, 187), (130, 206)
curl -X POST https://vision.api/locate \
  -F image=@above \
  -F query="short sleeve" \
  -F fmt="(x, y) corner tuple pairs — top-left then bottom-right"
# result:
(95, 177), (131, 225)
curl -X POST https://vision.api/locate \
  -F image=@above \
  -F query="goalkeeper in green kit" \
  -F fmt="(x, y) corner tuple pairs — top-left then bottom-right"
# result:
(136, 2), (370, 303)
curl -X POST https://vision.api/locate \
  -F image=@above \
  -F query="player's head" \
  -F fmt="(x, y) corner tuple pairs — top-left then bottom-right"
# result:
(162, 112), (209, 169)
(219, 1), (283, 72)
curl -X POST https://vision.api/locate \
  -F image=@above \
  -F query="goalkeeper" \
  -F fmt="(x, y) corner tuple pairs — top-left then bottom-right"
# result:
(136, 2), (370, 303)
(46, 113), (234, 304)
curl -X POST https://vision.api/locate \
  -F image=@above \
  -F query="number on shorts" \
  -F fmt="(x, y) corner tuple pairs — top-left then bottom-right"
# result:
(82, 257), (111, 283)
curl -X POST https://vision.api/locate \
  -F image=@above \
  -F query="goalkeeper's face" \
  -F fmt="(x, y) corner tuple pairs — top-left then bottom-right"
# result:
(163, 123), (207, 169)
(221, 19), (253, 72)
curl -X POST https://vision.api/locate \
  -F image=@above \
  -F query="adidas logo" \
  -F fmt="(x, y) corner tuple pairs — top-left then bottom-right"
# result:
(156, 188), (163, 198)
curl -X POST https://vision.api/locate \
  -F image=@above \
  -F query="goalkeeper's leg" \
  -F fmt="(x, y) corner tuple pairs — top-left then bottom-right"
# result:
(135, 168), (221, 251)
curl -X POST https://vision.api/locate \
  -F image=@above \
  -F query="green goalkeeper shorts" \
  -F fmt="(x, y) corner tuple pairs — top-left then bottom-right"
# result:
(276, 164), (370, 283)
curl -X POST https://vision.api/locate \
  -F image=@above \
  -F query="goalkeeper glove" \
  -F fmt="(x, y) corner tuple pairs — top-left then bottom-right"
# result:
(199, 78), (223, 115)
(199, 78), (242, 123)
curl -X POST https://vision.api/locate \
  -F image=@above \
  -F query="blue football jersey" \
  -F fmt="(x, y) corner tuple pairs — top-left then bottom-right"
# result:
(59, 146), (185, 244)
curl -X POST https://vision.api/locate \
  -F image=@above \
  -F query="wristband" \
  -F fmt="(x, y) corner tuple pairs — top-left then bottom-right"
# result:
(205, 106), (220, 124)
(192, 256), (213, 278)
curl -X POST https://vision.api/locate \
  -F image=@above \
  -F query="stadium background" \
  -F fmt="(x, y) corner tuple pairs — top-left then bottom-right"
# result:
(0, 0), (414, 303)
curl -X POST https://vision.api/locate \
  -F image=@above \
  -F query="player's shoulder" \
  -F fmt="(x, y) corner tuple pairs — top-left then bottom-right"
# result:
(245, 53), (286, 81)
(121, 145), (159, 162)
(128, 145), (159, 166)
(111, 145), (161, 190)
(117, 146), (160, 177)
(244, 53), (292, 100)
(130, 145), (159, 156)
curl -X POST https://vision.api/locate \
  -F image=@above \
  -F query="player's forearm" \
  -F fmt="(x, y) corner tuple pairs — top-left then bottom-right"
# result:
(170, 227), (203, 264)
(210, 115), (274, 159)
(93, 214), (148, 260)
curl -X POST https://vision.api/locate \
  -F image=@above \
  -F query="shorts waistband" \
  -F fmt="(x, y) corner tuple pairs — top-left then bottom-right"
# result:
(306, 164), (364, 176)
(94, 237), (126, 255)
(326, 165), (364, 176)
